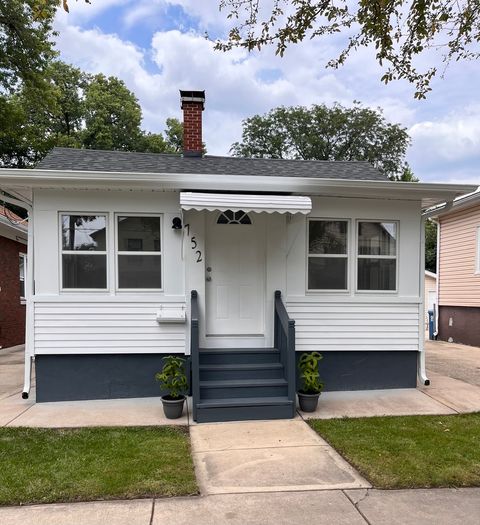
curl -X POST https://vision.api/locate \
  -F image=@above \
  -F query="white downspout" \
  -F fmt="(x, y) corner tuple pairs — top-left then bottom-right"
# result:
(434, 218), (440, 337)
(0, 193), (34, 398)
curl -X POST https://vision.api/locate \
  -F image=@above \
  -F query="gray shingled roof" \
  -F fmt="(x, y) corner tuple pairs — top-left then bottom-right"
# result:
(36, 147), (387, 181)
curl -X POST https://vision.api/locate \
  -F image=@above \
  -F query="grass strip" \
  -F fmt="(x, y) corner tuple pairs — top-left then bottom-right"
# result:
(310, 413), (480, 488)
(0, 426), (197, 505)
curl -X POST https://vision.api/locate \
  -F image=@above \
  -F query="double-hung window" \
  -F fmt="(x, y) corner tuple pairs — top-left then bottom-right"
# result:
(357, 221), (397, 291)
(19, 253), (26, 303)
(116, 215), (162, 289)
(61, 214), (107, 289)
(308, 220), (349, 290)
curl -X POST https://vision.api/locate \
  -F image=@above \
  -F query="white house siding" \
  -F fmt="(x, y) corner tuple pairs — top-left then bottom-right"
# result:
(286, 197), (423, 353)
(286, 301), (420, 352)
(32, 189), (187, 355)
(31, 190), (423, 355)
(33, 299), (186, 354)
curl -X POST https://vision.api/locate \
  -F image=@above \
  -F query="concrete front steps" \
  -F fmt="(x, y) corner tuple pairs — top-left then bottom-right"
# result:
(195, 348), (295, 423)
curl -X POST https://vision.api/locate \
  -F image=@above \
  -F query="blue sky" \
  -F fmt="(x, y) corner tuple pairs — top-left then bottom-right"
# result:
(53, 1), (480, 184)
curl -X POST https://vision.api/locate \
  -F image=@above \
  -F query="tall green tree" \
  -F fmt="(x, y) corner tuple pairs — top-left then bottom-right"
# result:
(0, 94), (52, 167)
(217, 1), (480, 98)
(82, 74), (144, 151)
(0, 0), (57, 92)
(0, 61), (187, 167)
(425, 219), (438, 273)
(232, 103), (410, 180)
(164, 117), (184, 153)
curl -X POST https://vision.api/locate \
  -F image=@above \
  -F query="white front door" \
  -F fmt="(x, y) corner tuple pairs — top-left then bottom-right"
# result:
(206, 211), (265, 338)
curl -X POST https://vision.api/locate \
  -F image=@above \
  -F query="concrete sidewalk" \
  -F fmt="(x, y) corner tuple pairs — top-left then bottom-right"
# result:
(0, 488), (479, 525)
(190, 419), (369, 494)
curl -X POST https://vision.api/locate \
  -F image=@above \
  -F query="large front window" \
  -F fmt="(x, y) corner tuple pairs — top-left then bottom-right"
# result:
(308, 220), (349, 290)
(61, 215), (107, 289)
(357, 221), (397, 291)
(117, 215), (162, 289)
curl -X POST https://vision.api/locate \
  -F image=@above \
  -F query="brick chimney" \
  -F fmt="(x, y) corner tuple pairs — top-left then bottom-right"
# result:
(180, 90), (205, 157)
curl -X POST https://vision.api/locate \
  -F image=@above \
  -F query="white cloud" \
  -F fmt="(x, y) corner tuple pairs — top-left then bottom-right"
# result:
(410, 106), (480, 162)
(408, 106), (480, 183)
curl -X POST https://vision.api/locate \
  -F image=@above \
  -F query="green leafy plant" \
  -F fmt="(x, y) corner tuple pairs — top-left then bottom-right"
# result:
(155, 356), (188, 399)
(298, 352), (324, 395)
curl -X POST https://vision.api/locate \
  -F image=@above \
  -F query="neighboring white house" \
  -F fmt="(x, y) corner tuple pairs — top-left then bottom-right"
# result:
(0, 90), (476, 422)
(424, 270), (437, 333)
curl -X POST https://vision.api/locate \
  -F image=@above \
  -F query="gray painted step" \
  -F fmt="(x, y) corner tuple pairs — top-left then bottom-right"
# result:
(196, 396), (295, 423)
(199, 362), (284, 381)
(200, 378), (288, 399)
(194, 347), (293, 423)
(199, 348), (280, 365)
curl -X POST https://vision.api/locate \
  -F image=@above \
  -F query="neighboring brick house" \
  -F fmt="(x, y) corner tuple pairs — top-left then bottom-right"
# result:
(0, 205), (28, 349)
(430, 192), (480, 346)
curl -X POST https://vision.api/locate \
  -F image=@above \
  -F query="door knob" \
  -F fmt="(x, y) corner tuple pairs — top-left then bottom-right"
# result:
(206, 276), (212, 282)
(206, 267), (212, 272)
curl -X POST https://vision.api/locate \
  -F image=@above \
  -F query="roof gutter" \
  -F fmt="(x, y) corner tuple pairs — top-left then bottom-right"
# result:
(422, 199), (454, 219)
(0, 169), (476, 210)
(0, 192), (34, 399)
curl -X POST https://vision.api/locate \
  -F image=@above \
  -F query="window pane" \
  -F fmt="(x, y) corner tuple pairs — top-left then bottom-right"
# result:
(118, 216), (160, 252)
(118, 255), (161, 289)
(217, 210), (251, 225)
(358, 222), (396, 256)
(20, 281), (25, 298)
(62, 215), (106, 251)
(309, 221), (348, 254)
(308, 257), (347, 290)
(19, 257), (25, 279)
(358, 258), (396, 291)
(62, 254), (107, 289)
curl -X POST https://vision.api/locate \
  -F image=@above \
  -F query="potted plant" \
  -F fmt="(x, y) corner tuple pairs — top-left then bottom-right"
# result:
(297, 351), (324, 412)
(155, 356), (188, 419)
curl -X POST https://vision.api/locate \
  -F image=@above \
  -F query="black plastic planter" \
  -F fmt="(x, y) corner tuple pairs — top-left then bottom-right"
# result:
(297, 391), (320, 412)
(161, 395), (186, 419)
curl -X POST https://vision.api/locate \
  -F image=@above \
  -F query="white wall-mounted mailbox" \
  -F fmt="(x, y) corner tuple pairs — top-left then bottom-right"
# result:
(156, 305), (187, 324)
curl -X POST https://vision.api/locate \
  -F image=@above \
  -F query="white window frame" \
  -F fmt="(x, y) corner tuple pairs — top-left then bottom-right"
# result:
(59, 212), (109, 292)
(115, 213), (163, 292)
(355, 219), (399, 294)
(19, 252), (26, 305)
(476, 225), (480, 274)
(306, 218), (351, 293)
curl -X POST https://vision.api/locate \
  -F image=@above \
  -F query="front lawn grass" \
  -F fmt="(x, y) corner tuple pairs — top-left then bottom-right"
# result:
(0, 426), (197, 505)
(310, 413), (480, 489)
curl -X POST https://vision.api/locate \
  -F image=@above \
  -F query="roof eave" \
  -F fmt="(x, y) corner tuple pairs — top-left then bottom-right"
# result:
(0, 168), (477, 209)
(0, 215), (28, 236)
(426, 190), (480, 218)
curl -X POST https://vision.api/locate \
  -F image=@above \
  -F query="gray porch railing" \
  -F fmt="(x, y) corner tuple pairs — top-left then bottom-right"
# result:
(274, 290), (296, 406)
(190, 290), (199, 421)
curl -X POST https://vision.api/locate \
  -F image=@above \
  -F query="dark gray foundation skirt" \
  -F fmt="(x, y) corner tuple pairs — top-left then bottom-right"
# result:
(35, 351), (417, 402)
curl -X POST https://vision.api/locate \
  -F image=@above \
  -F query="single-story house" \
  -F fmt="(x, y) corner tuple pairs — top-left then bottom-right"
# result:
(0, 205), (27, 349)
(424, 270), (437, 333)
(0, 91), (477, 422)
(427, 191), (480, 346)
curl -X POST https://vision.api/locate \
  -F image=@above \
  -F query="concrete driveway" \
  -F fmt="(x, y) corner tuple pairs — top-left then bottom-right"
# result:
(426, 340), (480, 386)
(420, 340), (480, 413)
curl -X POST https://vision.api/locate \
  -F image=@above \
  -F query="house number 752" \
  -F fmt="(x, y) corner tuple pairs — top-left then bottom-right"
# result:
(184, 225), (203, 263)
